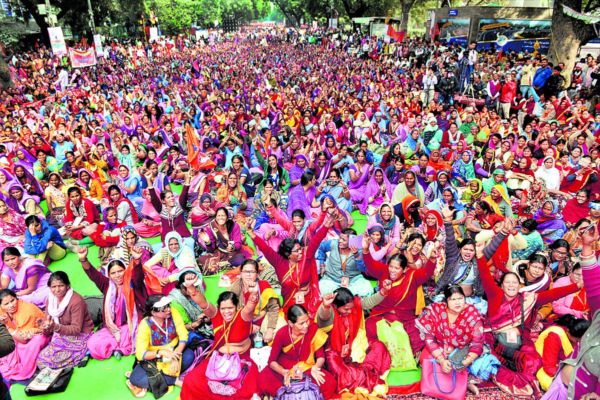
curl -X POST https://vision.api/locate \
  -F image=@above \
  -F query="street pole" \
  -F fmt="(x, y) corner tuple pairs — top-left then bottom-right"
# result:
(87, 0), (96, 34)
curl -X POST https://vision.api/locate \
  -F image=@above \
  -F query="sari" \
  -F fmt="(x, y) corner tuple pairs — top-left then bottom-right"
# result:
(348, 162), (372, 204)
(0, 207), (26, 250)
(534, 200), (568, 244)
(323, 297), (391, 395)
(0, 299), (49, 381)
(562, 198), (590, 226)
(259, 324), (336, 398)
(359, 168), (392, 214)
(451, 151), (476, 185)
(286, 183), (317, 219)
(180, 310), (259, 400)
(1, 258), (50, 308)
(116, 165), (144, 211)
(109, 189), (140, 226)
(132, 193), (162, 238)
(391, 172), (425, 205)
(460, 179), (484, 207)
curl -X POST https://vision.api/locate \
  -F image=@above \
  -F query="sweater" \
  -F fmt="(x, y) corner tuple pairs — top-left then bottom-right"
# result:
(54, 291), (95, 336)
(24, 219), (66, 255)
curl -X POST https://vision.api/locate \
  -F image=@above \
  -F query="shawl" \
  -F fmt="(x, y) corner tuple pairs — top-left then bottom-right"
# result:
(47, 288), (75, 324)
(562, 198), (590, 225)
(164, 231), (197, 270)
(75, 168), (96, 191)
(330, 297), (364, 355)
(169, 288), (204, 322)
(482, 168), (506, 195)
(113, 226), (153, 265)
(374, 202), (398, 237)
(111, 190), (140, 224)
(391, 171), (425, 205)
(360, 168), (393, 214)
(423, 209), (443, 242)
(517, 262), (551, 293)
(427, 171), (452, 202)
(348, 162), (372, 190)
(452, 151), (476, 181)
(7, 183), (35, 214)
(401, 195), (420, 226)
(0, 207), (26, 240)
(281, 324), (328, 372)
(104, 275), (138, 347)
(287, 183), (316, 219)
(416, 302), (482, 350)
(289, 154), (308, 183)
(535, 156), (561, 190)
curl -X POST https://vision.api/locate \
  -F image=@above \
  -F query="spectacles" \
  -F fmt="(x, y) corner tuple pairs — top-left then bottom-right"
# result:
(153, 306), (171, 313)
(241, 270), (256, 275)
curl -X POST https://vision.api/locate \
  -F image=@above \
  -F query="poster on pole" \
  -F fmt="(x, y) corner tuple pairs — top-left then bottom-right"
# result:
(93, 34), (104, 57)
(69, 48), (97, 68)
(48, 27), (67, 56)
(149, 27), (158, 42)
(438, 18), (470, 47)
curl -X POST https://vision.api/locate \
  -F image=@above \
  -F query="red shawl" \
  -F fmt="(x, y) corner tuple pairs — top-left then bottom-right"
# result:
(562, 198), (590, 225)
(330, 297), (363, 354)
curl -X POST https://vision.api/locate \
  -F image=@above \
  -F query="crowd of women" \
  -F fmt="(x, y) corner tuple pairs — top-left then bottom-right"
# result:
(0, 25), (599, 400)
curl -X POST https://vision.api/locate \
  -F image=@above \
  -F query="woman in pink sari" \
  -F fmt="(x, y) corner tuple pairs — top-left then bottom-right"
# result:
(1, 247), (50, 309)
(359, 168), (392, 215)
(0, 290), (50, 383)
(132, 189), (162, 238)
(348, 149), (372, 205)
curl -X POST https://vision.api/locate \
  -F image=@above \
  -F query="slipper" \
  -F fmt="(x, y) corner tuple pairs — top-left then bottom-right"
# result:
(126, 379), (147, 398)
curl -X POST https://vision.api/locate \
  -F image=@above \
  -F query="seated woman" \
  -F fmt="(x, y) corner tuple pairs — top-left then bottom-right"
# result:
(105, 185), (139, 227)
(63, 186), (100, 241)
(363, 238), (437, 352)
(130, 190), (161, 239)
(348, 149), (373, 207)
(251, 178), (283, 220)
(475, 233), (580, 398)
(44, 172), (67, 228)
(229, 259), (281, 343)
(515, 253), (552, 293)
(0, 199), (26, 251)
(391, 233), (429, 270)
(6, 183), (43, 218)
(126, 295), (194, 398)
(534, 199), (568, 244)
(75, 168), (104, 205)
(147, 172), (192, 245)
(424, 170), (452, 203)
(37, 271), (95, 369)
(506, 157), (535, 194)
(451, 150), (476, 187)
(180, 290), (260, 400)
(215, 172), (248, 215)
(435, 207), (506, 315)
(198, 207), (247, 274)
(391, 170), (425, 208)
(359, 167), (392, 215)
(168, 270), (212, 339)
(0, 289), (50, 383)
(189, 193), (224, 235)
(465, 200), (504, 238)
(247, 217), (332, 318)
(365, 225), (393, 262)
(1, 247), (51, 308)
(111, 227), (154, 274)
(143, 231), (199, 295)
(366, 203), (401, 248)
(24, 215), (67, 262)
(534, 314), (590, 391)
(460, 179), (485, 210)
(13, 164), (43, 202)
(259, 305), (336, 399)
(78, 246), (147, 360)
(562, 190), (591, 229)
(416, 285), (485, 395)
(115, 164), (145, 213)
(552, 264), (589, 319)
(312, 169), (352, 214)
(89, 207), (126, 262)
(317, 287), (391, 397)
(485, 184), (514, 218)
(253, 198), (288, 253)
(286, 171), (317, 220)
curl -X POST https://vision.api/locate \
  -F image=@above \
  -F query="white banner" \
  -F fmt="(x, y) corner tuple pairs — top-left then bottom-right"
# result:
(149, 27), (158, 42)
(48, 27), (67, 56)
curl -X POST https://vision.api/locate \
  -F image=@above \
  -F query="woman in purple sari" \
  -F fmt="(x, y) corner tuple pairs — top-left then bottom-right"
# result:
(13, 164), (44, 203)
(286, 171), (317, 219)
(348, 149), (372, 205)
(288, 154), (308, 188)
(1, 247), (50, 309)
(359, 168), (392, 215)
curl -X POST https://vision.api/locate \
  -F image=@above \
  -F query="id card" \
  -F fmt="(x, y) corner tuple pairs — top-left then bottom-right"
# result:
(340, 276), (350, 288)
(291, 367), (303, 380)
(506, 330), (518, 344)
(295, 292), (305, 304)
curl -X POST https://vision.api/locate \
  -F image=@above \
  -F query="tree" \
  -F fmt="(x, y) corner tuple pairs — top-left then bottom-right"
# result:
(547, 0), (600, 76)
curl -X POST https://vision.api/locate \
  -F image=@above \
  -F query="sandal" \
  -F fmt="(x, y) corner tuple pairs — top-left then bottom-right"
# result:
(126, 379), (147, 398)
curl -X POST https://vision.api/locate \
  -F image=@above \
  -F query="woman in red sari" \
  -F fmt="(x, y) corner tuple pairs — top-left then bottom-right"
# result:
(363, 235), (437, 352)
(317, 286), (393, 397)
(475, 219), (581, 397)
(259, 305), (336, 399)
(180, 289), (259, 400)
(246, 216), (332, 318)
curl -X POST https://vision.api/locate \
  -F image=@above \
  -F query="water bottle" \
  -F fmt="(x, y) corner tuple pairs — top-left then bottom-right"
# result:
(253, 331), (264, 349)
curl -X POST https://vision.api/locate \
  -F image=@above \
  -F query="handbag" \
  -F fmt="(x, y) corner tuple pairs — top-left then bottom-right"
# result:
(274, 377), (324, 400)
(495, 294), (524, 359)
(421, 359), (467, 400)
(205, 350), (242, 381)
(25, 368), (74, 396)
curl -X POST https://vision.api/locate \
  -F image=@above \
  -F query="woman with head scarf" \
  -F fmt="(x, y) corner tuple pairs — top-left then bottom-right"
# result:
(460, 179), (484, 209)
(75, 168), (104, 205)
(13, 164), (43, 203)
(534, 199), (568, 244)
(562, 189), (591, 228)
(535, 156), (562, 191)
(106, 184), (140, 227)
(451, 151), (476, 187)
(485, 184), (514, 218)
(288, 154), (309, 188)
(115, 164), (144, 214)
(44, 172), (68, 228)
(360, 167), (392, 215)
(424, 170), (452, 203)
(143, 231), (199, 295)
(506, 157), (535, 193)
(6, 183), (43, 218)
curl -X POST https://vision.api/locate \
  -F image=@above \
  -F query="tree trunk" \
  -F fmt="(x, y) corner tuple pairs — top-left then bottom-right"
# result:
(399, 1), (414, 33)
(547, 0), (595, 77)
(0, 57), (12, 90)
(20, 0), (51, 45)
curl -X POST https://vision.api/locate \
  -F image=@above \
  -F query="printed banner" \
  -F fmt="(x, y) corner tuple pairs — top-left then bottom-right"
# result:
(48, 27), (67, 56)
(93, 34), (104, 58)
(69, 48), (97, 68)
(476, 19), (551, 54)
(149, 27), (159, 42)
(438, 18), (470, 47)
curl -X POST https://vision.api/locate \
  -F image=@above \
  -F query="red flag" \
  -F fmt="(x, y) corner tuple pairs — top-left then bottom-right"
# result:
(387, 24), (405, 43)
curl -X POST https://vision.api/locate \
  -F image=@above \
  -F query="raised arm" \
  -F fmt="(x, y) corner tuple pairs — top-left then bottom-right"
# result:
(476, 255), (505, 314)
(148, 187), (163, 213)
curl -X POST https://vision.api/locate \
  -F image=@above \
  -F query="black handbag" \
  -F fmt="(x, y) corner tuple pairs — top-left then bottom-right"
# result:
(495, 294), (524, 360)
(25, 368), (74, 396)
